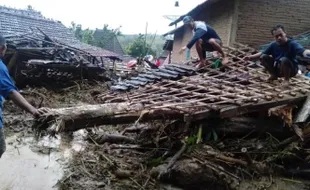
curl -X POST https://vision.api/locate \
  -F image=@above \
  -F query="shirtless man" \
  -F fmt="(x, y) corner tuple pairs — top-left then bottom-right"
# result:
(179, 16), (228, 69)
(244, 25), (310, 84)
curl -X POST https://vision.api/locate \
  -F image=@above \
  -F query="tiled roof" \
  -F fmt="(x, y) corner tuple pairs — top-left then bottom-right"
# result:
(163, 39), (173, 51)
(98, 44), (310, 122)
(0, 6), (119, 58)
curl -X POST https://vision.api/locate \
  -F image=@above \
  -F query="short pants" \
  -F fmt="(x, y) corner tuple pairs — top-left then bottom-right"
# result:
(0, 128), (6, 158)
(201, 38), (222, 59)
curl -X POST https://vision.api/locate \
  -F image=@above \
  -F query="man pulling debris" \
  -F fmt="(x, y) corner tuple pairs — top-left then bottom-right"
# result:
(179, 16), (228, 69)
(244, 25), (310, 85)
(0, 35), (48, 158)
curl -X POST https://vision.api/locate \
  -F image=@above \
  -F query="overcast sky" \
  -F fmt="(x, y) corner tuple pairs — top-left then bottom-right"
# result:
(1, 0), (205, 34)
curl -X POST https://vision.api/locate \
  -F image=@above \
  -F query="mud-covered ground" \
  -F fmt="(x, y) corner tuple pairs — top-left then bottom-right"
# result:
(1, 81), (106, 190)
(2, 81), (310, 190)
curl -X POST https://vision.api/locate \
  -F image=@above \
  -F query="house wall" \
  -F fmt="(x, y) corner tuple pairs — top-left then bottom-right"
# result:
(236, 0), (310, 47)
(171, 0), (235, 62)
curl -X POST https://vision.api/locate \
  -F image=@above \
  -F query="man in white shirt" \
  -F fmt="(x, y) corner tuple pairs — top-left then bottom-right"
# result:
(179, 16), (228, 69)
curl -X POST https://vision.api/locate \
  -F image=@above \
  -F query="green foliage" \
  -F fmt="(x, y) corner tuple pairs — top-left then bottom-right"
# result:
(70, 22), (83, 41)
(69, 22), (165, 56)
(125, 34), (157, 57)
(93, 24), (122, 49)
(185, 135), (197, 146)
(148, 157), (164, 167)
(82, 29), (94, 45)
(119, 34), (165, 57)
(185, 135), (197, 153)
(69, 22), (121, 49)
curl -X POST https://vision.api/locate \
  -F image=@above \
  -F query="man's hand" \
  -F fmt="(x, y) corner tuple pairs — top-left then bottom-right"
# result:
(243, 56), (251, 62)
(31, 107), (50, 117)
(222, 57), (229, 65)
(179, 46), (187, 54)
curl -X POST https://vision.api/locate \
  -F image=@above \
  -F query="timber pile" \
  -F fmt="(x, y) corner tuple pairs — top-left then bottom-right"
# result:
(58, 114), (310, 189)
(4, 30), (114, 85)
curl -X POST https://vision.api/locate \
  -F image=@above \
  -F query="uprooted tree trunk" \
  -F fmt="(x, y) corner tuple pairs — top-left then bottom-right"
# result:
(34, 103), (184, 133)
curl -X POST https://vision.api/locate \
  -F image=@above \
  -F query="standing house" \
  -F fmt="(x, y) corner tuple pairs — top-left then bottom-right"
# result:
(164, 0), (310, 62)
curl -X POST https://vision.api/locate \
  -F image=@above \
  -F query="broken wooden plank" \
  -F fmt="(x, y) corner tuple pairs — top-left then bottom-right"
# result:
(220, 96), (306, 118)
(294, 95), (310, 123)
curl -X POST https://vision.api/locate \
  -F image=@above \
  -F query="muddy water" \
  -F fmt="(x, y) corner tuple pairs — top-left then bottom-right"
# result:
(0, 130), (86, 190)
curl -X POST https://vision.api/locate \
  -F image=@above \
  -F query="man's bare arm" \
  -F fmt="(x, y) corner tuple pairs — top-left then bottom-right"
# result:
(8, 90), (37, 115)
(247, 52), (262, 61)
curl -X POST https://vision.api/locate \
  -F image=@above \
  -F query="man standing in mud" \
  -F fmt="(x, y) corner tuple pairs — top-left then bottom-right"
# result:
(244, 25), (310, 85)
(179, 16), (228, 69)
(0, 35), (48, 158)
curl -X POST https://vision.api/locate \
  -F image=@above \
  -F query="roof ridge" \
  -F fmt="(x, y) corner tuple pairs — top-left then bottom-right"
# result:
(0, 5), (60, 23)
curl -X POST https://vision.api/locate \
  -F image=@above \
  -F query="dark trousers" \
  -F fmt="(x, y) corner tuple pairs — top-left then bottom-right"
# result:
(260, 54), (298, 80)
(196, 38), (222, 59)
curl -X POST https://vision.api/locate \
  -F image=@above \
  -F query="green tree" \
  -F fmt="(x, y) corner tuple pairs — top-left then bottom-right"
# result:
(82, 28), (94, 45)
(125, 34), (156, 57)
(70, 22), (83, 41)
(94, 24), (122, 49)
(70, 22), (94, 44)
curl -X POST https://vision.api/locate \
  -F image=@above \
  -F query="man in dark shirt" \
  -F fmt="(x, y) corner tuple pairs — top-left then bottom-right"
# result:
(244, 25), (310, 84)
(0, 35), (48, 158)
(179, 16), (228, 69)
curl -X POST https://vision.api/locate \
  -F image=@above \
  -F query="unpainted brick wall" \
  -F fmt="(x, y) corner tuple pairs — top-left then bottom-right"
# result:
(171, 0), (234, 62)
(236, 0), (310, 47)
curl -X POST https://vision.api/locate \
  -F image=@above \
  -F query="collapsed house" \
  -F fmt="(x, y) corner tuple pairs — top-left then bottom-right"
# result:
(0, 6), (120, 86)
(37, 43), (310, 131)
(35, 44), (310, 189)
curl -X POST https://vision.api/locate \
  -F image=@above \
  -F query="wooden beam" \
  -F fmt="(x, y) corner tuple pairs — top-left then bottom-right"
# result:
(220, 96), (306, 118)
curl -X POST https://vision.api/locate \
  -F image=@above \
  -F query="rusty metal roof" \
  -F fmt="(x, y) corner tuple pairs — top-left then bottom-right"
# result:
(97, 44), (310, 122)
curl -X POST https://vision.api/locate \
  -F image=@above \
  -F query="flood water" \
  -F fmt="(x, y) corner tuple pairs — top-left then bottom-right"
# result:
(0, 130), (86, 190)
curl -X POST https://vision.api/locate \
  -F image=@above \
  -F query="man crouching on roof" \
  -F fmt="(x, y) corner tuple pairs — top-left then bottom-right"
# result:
(0, 35), (49, 158)
(244, 25), (310, 85)
(179, 16), (228, 69)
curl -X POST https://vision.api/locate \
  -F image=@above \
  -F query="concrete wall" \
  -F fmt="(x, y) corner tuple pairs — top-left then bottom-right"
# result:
(236, 0), (310, 47)
(171, 0), (235, 62)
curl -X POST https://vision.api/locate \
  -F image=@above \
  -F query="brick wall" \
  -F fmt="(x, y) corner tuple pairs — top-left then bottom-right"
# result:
(236, 0), (310, 47)
(171, 0), (234, 62)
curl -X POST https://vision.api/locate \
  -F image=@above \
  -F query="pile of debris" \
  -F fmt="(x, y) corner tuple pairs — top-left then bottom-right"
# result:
(3, 30), (118, 86)
(35, 44), (310, 189)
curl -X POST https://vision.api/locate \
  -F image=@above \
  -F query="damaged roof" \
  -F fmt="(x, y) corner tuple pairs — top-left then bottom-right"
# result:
(0, 6), (120, 59)
(163, 39), (173, 51)
(98, 44), (310, 122)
